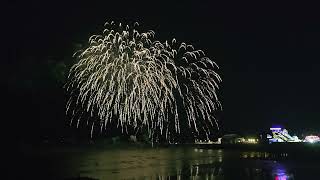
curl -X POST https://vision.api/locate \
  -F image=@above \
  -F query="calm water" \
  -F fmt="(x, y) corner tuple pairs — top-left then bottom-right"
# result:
(18, 146), (320, 180)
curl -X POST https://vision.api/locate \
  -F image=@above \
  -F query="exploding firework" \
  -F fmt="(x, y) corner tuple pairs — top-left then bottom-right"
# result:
(66, 22), (221, 141)
(161, 40), (222, 140)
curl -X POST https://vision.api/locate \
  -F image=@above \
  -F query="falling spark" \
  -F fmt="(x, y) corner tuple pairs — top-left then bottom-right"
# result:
(65, 22), (221, 141)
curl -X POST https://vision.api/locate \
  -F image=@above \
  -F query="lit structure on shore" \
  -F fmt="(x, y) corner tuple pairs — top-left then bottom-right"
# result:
(304, 135), (320, 143)
(219, 134), (259, 144)
(244, 138), (259, 144)
(268, 127), (301, 143)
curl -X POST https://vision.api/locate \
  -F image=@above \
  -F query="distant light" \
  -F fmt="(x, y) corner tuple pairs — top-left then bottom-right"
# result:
(270, 127), (282, 131)
(267, 134), (272, 138)
(304, 135), (320, 143)
(245, 138), (258, 144)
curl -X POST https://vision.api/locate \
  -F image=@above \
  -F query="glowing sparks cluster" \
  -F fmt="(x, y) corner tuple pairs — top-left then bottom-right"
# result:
(66, 22), (222, 139)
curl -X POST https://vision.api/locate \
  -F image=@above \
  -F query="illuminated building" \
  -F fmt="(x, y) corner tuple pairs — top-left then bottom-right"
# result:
(244, 138), (259, 144)
(304, 135), (320, 143)
(221, 134), (245, 144)
(268, 127), (301, 143)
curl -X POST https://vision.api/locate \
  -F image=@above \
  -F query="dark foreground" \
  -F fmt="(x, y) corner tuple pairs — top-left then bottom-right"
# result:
(11, 143), (320, 179)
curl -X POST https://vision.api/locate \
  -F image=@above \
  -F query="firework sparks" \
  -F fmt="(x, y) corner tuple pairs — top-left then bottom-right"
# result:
(162, 40), (222, 140)
(66, 22), (221, 141)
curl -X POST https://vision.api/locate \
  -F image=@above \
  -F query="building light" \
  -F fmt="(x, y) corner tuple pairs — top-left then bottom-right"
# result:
(304, 135), (320, 143)
(270, 127), (282, 131)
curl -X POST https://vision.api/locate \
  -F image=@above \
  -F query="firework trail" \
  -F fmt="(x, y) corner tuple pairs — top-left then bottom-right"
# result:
(161, 40), (222, 139)
(66, 22), (221, 140)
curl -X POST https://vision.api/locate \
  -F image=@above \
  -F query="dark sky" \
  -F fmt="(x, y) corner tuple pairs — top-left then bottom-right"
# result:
(6, 1), (320, 137)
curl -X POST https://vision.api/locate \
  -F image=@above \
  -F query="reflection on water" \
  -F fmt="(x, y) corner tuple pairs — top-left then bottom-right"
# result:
(158, 152), (294, 180)
(272, 163), (290, 180)
(23, 146), (320, 179)
(45, 148), (298, 180)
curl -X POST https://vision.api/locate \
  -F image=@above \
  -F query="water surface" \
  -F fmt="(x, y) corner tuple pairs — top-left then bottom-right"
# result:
(18, 145), (320, 179)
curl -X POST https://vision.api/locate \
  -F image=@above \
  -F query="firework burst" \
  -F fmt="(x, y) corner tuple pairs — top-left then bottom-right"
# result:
(66, 22), (221, 141)
(161, 40), (222, 140)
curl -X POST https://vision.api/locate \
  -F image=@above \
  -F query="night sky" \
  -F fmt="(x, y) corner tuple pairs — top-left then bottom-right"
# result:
(6, 1), (320, 140)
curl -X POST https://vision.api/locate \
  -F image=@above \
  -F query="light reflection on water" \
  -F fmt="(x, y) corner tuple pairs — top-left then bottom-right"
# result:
(53, 147), (297, 180)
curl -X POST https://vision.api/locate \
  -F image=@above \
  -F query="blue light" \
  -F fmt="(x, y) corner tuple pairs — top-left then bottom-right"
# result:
(270, 127), (282, 131)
